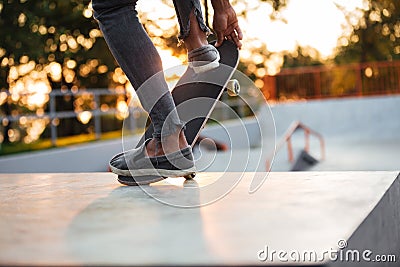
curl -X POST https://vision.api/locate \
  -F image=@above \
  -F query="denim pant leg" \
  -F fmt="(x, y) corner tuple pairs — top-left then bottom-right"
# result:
(92, 0), (183, 139)
(173, 0), (211, 43)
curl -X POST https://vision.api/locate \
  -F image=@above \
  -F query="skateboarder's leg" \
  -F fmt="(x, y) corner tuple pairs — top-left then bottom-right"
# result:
(172, 0), (220, 73)
(93, 0), (182, 146)
(92, 0), (188, 157)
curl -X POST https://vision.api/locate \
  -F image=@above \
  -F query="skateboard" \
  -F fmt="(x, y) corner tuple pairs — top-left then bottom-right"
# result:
(118, 40), (240, 186)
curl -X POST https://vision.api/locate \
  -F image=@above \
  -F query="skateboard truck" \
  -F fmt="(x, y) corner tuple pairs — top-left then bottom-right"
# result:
(225, 79), (240, 97)
(184, 173), (196, 180)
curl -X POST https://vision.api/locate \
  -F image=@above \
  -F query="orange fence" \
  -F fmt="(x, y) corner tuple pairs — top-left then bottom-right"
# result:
(262, 60), (400, 101)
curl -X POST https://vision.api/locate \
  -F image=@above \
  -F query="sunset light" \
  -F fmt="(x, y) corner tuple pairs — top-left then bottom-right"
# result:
(140, 0), (366, 77)
(0, 1), (399, 264)
(243, 0), (365, 57)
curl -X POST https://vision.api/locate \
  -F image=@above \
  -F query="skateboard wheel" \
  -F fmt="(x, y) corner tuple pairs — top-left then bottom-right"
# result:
(226, 79), (240, 96)
(184, 173), (196, 180)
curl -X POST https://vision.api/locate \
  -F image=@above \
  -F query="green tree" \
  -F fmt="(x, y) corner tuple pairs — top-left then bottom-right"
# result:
(281, 46), (323, 68)
(335, 0), (400, 63)
(333, 0), (399, 96)
(0, 0), (120, 144)
(0, 0), (117, 90)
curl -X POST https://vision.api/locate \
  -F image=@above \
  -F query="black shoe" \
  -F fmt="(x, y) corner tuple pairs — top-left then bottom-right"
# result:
(109, 139), (196, 177)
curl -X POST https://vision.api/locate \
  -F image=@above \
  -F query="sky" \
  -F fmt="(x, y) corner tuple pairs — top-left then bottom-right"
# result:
(242, 0), (365, 58)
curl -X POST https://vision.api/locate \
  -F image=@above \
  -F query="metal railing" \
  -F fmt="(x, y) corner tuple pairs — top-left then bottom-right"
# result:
(1, 89), (132, 146)
(263, 60), (400, 101)
(265, 121), (325, 171)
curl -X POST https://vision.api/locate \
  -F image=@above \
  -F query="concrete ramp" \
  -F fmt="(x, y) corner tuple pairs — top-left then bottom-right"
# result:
(0, 172), (399, 266)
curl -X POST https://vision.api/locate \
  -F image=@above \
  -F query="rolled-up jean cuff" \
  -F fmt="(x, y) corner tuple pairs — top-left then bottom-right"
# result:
(175, 0), (212, 45)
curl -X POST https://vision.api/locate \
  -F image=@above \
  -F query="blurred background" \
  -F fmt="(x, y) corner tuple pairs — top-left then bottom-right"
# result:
(0, 0), (399, 172)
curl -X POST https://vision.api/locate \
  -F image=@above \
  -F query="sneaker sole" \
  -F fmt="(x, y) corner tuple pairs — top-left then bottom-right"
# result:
(109, 164), (197, 178)
(117, 175), (165, 186)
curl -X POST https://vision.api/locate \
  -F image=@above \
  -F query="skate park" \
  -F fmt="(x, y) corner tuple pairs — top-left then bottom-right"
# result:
(1, 0), (400, 265)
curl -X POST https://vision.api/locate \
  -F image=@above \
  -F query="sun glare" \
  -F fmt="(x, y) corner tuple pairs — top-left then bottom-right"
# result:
(243, 0), (364, 59)
(77, 111), (93, 124)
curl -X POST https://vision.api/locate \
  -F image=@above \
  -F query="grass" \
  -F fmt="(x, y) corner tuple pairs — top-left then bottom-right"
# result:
(0, 130), (126, 157)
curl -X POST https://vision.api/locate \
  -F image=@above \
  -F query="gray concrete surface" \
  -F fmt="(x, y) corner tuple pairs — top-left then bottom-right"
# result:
(268, 95), (400, 171)
(270, 95), (400, 140)
(0, 172), (399, 266)
(0, 137), (127, 173)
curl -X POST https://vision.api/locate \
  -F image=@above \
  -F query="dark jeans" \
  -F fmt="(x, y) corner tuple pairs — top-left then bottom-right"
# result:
(92, 0), (210, 139)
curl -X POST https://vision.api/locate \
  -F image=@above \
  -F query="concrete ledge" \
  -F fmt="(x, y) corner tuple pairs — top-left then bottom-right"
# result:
(0, 172), (399, 266)
(333, 172), (400, 267)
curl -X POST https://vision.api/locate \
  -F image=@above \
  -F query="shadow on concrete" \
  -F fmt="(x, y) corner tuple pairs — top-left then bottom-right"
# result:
(65, 180), (216, 265)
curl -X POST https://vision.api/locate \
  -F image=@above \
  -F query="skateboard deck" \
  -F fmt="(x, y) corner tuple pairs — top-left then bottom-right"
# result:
(118, 40), (239, 186)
